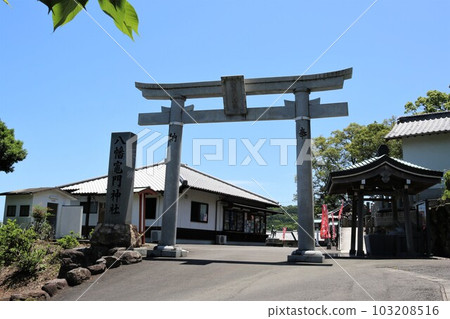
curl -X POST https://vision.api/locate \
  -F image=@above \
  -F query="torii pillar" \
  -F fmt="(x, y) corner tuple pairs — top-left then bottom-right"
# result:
(287, 88), (323, 262)
(136, 68), (352, 262)
(159, 97), (185, 247)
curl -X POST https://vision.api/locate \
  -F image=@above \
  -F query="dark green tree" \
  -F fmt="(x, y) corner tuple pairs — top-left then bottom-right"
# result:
(3, 0), (139, 40)
(0, 120), (27, 173)
(266, 206), (298, 231)
(404, 90), (450, 115)
(442, 171), (450, 201)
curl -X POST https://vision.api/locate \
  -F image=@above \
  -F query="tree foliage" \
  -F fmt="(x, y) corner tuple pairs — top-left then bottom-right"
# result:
(0, 120), (27, 173)
(267, 206), (298, 231)
(311, 118), (402, 211)
(3, 0), (139, 40)
(442, 171), (450, 201)
(404, 90), (450, 115)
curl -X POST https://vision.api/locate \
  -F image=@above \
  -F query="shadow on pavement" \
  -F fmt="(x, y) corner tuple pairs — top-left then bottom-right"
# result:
(145, 257), (334, 267)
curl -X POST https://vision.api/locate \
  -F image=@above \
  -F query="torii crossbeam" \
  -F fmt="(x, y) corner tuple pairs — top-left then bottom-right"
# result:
(137, 67), (352, 262)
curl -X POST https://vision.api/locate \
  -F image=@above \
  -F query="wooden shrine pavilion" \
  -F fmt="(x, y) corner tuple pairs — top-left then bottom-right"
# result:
(327, 146), (443, 257)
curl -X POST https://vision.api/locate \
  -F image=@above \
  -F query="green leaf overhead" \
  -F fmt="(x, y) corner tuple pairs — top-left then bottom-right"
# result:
(51, 0), (89, 30)
(36, 0), (138, 40)
(98, 0), (139, 39)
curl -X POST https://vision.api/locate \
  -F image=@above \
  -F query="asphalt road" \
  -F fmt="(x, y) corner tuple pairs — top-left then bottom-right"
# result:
(53, 244), (450, 301)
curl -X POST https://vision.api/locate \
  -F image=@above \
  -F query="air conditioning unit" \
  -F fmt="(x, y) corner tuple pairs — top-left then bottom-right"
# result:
(151, 230), (161, 243)
(216, 235), (227, 245)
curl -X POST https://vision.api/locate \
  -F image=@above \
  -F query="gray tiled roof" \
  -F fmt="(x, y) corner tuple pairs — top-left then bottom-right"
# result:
(327, 154), (443, 195)
(339, 157), (380, 171)
(340, 155), (438, 173)
(385, 111), (450, 139)
(61, 163), (278, 206)
(0, 187), (56, 195)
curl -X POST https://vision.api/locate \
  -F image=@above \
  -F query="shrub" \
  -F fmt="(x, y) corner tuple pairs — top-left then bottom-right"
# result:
(0, 219), (46, 276)
(32, 205), (50, 222)
(443, 171), (450, 201)
(57, 231), (80, 249)
(17, 248), (47, 275)
(88, 227), (95, 239)
(0, 219), (36, 266)
(32, 205), (54, 240)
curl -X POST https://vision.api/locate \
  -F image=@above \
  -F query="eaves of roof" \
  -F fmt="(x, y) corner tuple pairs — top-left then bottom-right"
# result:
(385, 111), (450, 140)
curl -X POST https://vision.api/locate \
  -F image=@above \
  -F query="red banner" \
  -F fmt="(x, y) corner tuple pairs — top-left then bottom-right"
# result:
(320, 204), (330, 239)
(331, 208), (336, 240)
(338, 200), (344, 220)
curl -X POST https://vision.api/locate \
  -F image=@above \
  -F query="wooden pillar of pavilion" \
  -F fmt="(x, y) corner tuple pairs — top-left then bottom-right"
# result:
(403, 185), (415, 255)
(392, 195), (398, 225)
(357, 190), (365, 257)
(350, 193), (357, 256)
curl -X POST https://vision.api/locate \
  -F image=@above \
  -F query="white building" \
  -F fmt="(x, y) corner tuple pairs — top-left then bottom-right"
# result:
(385, 111), (450, 200)
(0, 187), (80, 238)
(2, 163), (279, 243)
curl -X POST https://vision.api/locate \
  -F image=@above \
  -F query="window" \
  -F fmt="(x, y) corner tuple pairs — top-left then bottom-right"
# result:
(223, 210), (244, 231)
(19, 205), (30, 217)
(81, 201), (98, 214)
(190, 201), (208, 223)
(145, 197), (157, 219)
(6, 205), (16, 217)
(224, 210), (266, 234)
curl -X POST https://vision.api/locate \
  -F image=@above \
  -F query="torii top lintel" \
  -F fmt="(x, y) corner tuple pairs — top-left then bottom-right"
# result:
(137, 68), (352, 125)
(135, 68), (352, 100)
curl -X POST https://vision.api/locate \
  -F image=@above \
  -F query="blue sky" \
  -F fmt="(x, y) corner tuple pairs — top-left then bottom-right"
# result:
(1, 0), (449, 210)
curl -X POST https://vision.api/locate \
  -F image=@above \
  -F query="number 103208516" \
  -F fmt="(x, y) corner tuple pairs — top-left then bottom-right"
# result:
(372, 305), (439, 316)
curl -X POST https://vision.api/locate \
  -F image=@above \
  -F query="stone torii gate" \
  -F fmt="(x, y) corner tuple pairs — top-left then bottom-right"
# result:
(136, 67), (352, 262)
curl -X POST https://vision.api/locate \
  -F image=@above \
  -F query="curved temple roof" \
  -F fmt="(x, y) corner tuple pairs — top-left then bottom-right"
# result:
(327, 155), (443, 195)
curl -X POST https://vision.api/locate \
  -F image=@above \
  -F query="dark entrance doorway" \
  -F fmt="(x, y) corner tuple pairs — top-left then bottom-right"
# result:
(47, 202), (58, 237)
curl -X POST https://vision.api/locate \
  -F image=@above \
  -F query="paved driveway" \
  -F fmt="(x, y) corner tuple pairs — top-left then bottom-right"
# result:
(53, 244), (450, 301)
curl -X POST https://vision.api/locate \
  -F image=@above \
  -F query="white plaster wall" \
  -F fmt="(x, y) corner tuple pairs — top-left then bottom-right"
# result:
(402, 133), (449, 198)
(177, 189), (220, 231)
(57, 206), (83, 238)
(3, 195), (33, 225)
(131, 194), (140, 226)
(402, 133), (450, 172)
(31, 190), (75, 235)
(85, 211), (99, 226)
(72, 194), (162, 228)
